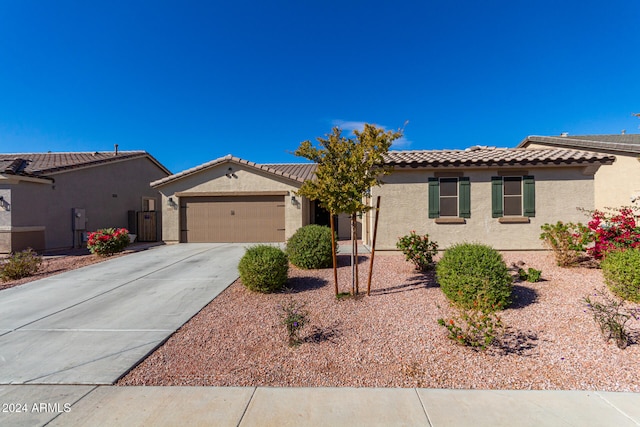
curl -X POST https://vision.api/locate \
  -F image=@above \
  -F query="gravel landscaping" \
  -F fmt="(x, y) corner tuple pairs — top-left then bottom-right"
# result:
(119, 250), (640, 391)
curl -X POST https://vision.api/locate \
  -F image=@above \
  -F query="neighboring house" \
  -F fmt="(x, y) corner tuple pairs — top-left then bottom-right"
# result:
(362, 147), (614, 251)
(0, 150), (170, 253)
(151, 155), (359, 244)
(517, 134), (640, 210)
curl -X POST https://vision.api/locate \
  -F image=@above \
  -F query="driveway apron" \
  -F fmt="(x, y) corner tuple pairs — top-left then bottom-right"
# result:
(0, 243), (246, 384)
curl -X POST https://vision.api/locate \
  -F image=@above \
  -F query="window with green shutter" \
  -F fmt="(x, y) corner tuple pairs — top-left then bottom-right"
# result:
(428, 177), (471, 219)
(492, 175), (535, 218)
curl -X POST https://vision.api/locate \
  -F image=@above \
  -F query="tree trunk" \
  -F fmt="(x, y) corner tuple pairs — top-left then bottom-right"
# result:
(330, 214), (338, 296)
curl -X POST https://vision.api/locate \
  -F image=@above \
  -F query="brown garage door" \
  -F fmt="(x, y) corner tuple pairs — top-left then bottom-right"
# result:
(180, 195), (286, 243)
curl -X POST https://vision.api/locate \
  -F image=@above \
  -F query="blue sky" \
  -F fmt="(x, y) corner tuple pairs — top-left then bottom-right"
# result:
(1, 1), (638, 173)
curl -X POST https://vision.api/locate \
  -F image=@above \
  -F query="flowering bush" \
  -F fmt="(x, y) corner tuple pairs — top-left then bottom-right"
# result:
(87, 228), (130, 256)
(585, 207), (640, 259)
(396, 231), (439, 271)
(437, 298), (504, 350)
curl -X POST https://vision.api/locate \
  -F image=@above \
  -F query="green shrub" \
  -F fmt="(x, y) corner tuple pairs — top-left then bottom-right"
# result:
(518, 267), (542, 283)
(600, 249), (640, 303)
(539, 221), (589, 267)
(286, 225), (335, 269)
(436, 243), (512, 311)
(87, 228), (130, 256)
(238, 245), (289, 293)
(0, 248), (43, 282)
(396, 231), (439, 271)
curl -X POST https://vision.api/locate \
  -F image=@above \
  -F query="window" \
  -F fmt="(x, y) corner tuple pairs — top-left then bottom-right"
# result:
(491, 175), (535, 218)
(503, 177), (522, 216)
(142, 197), (156, 212)
(428, 177), (470, 219)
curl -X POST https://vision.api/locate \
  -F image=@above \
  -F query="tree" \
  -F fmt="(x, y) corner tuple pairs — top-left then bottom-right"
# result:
(295, 123), (403, 295)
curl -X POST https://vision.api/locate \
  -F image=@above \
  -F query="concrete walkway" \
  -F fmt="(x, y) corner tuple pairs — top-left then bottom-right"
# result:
(0, 385), (638, 426)
(0, 243), (245, 385)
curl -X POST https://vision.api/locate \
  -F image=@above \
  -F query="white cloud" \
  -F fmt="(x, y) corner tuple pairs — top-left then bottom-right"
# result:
(331, 119), (412, 149)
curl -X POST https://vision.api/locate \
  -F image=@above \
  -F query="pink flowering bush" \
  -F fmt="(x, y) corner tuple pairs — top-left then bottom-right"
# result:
(87, 228), (130, 256)
(585, 207), (640, 259)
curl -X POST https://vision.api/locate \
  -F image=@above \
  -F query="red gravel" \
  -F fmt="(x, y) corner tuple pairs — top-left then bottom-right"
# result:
(118, 251), (640, 391)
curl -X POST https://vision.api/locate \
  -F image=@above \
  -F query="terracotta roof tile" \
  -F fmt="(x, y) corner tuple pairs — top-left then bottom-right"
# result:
(517, 134), (640, 154)
(0, 151), (169, 177)
(383, 147), (615, 168)
(152, 155), (316, 187)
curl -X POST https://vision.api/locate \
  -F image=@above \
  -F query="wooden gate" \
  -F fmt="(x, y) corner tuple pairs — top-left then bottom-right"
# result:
(137, 211), (157, 242)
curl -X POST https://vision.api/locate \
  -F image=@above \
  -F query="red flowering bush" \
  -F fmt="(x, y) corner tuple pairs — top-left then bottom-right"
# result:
(396, 231), (439, 271)
(585, 207), (640, 259)
(87, 228), (130, 256)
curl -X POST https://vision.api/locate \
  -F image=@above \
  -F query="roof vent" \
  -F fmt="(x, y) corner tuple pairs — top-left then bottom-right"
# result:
(621, 129), (626, 135)
(561, 132), (569, 137)
(114, 144), (119, 156)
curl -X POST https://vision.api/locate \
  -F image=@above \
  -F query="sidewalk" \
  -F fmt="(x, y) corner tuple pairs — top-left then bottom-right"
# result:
(1, 385), (638, 426)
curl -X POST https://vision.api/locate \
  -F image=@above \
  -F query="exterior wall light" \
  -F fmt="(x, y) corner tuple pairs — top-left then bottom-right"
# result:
(291, 195), (297, 205)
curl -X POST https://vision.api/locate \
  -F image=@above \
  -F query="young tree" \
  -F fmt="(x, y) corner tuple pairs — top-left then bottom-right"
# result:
(295, 123), (403, 295)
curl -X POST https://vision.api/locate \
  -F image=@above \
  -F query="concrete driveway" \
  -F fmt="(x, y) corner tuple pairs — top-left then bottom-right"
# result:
(0, 243), (247, 385)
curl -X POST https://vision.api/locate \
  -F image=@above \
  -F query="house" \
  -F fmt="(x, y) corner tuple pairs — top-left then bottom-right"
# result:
(517, 133), (640, 209)
(151, 155), (361, 244)
(362, 147), (614, 251)
(154, 148), (613, 251)
(0, 150), (170, 253)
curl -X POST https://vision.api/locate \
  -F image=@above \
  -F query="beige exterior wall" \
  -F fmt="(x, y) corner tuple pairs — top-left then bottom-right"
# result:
(364, 166), (596, 251)
(526, 142), (640, 210)
(155, 161), (308, 243)
(0, 157), (168, 253)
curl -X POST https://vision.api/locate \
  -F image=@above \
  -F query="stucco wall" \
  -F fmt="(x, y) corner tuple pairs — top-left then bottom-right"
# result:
(365, 166), (596, 251)
(4, 157), (167, 251)
(155, 162), (305, 242)
(526, 142), (640, 210)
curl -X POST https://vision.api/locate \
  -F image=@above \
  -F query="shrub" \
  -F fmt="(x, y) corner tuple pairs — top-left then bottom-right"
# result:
(583, 288), (640, 349)
(396, 231), (439, 271)
(279, 299), (309, 347)
(584, 207), (640, 259)
(438, 300), (504, 350)
(87, 228), (130, 256)
(539, 221), (589, 267)
(286, 225), (335, 269)
(238, 245), (289, 293)
(0, 248), (43, 282)
(436, 243), (512, 311)
(518, 267), (542, 283)
(600, 249), (640, 303)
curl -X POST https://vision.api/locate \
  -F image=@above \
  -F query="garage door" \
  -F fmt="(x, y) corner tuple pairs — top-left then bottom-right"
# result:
(180, 195), (286, 242)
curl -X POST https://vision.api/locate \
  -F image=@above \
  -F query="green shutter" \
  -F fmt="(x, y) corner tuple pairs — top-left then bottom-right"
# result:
(491, 176), (503, 218)
(459, 177), (470, 218)
(428, 178), (439, 218)
(523, 175), (535, 217)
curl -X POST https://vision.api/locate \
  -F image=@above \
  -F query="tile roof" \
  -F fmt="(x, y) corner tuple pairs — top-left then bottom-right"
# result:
(151, 155), (316, 187)
(517, 134), (640, 154)
(0, 151), (170, 178)
(383, 147), (614, 168)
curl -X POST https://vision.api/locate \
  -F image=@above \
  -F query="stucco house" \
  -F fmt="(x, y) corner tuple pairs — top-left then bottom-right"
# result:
(0, 150), (170, 253)
(517, 133), (640, 210)
(151, 155), (362, 244)
(363, 147), (614, 251)
(154, 148), (613, 251)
